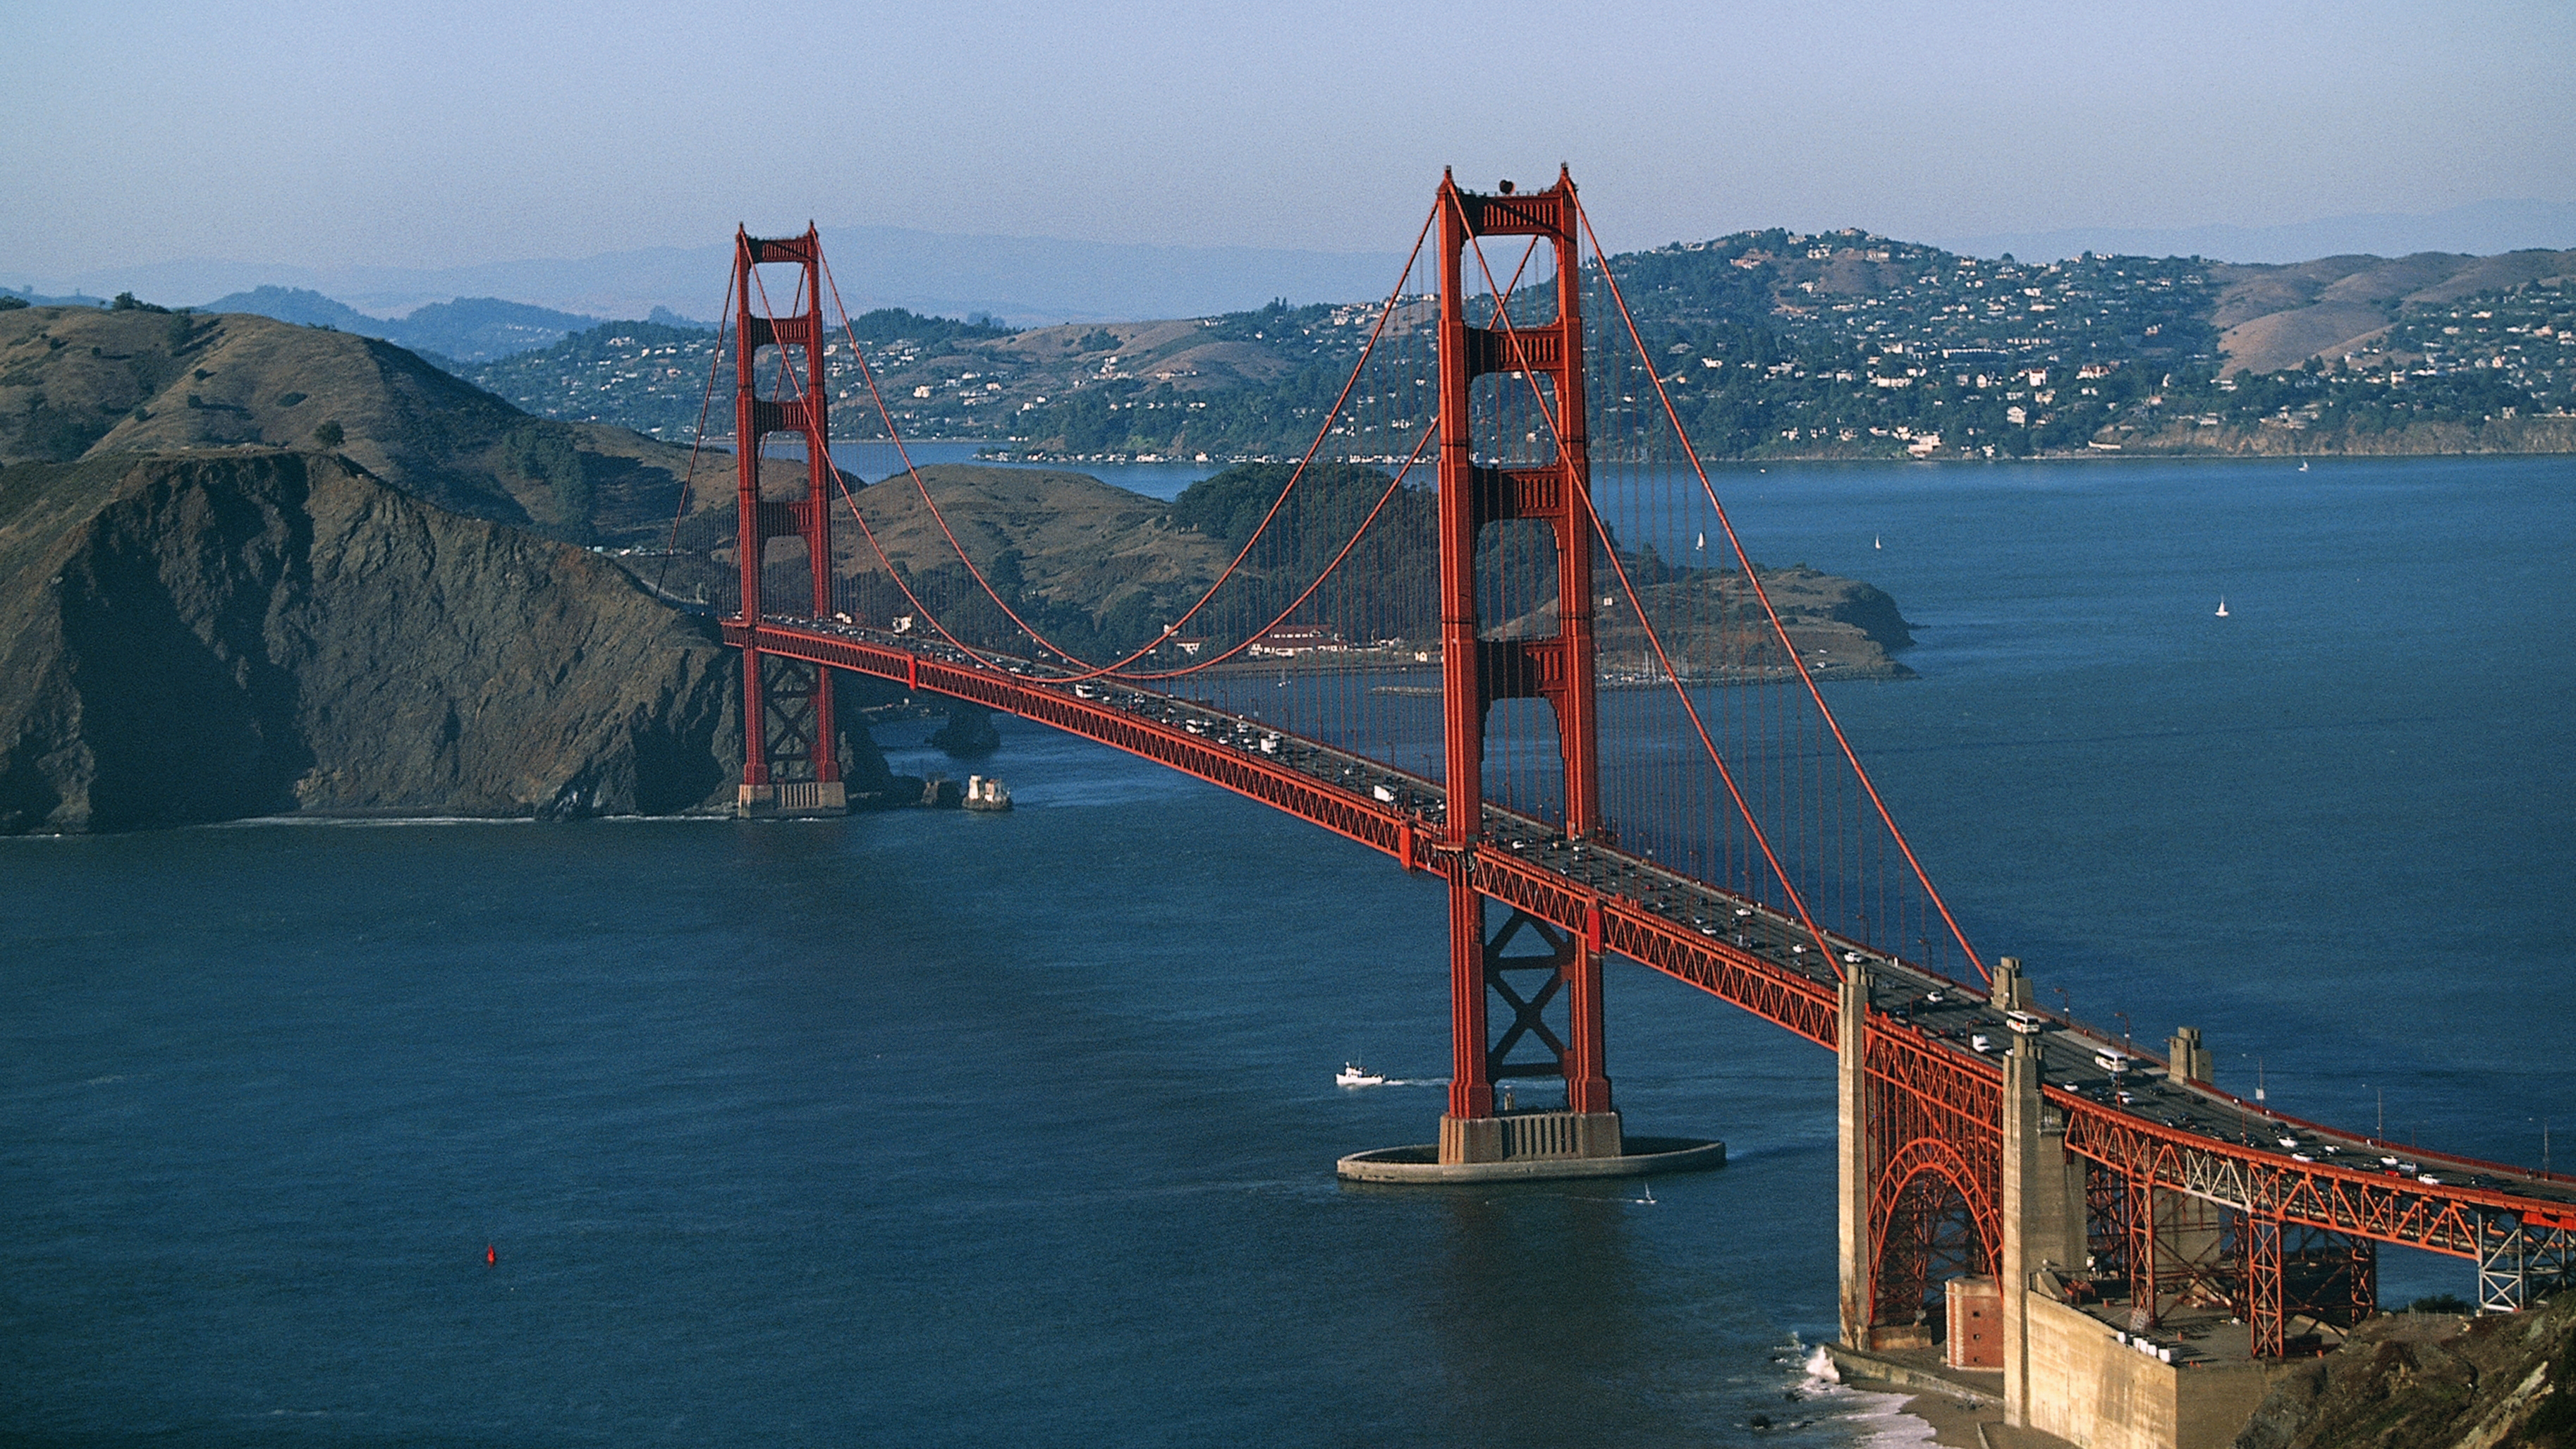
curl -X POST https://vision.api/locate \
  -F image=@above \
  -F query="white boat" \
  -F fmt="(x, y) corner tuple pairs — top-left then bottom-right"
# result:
(1336, 1063), (1386, 1087)
(2299, 460), (2309, 472)
(1874, 534), (1882, 549)
(2215, 598), (2230, 618)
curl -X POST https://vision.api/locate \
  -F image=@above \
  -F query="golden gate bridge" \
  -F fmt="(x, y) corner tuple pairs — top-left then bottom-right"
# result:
(671, 171), (2571, 1418)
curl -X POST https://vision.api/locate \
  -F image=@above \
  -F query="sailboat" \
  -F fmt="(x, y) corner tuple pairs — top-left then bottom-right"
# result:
(2298, 460), (2309, 472)
(2215, 598), (2230, 618)
(1874, 534), (1882, 549)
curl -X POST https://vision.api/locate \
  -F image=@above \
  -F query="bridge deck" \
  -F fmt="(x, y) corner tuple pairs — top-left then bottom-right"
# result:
(732, 615), (2576, 1264)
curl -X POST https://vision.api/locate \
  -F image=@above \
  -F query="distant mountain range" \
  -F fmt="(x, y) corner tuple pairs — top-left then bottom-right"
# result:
(11, 200), (2568, 355)
(187, 286), (712, 363)
(11, 201), (2571, 336)
(2, 226), (1415, 334)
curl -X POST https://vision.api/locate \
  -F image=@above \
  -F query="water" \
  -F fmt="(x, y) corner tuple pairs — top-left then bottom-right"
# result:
(825, 439), (1219, 501)
(6, 456), (2571, 1445)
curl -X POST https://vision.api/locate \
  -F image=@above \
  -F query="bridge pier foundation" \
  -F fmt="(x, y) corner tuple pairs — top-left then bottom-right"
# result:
(1439, 1109), (1624, 1165)
(736, 781), (847, 817)
(1434, 888), (1630, 1167)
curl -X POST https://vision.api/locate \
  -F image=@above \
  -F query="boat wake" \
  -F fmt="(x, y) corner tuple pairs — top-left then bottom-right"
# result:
(1332, 1070), (1448, 1089)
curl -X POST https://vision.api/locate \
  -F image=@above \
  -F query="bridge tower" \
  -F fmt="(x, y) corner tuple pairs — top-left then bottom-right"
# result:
(731, 226), (846, 817)
(1432, 170), (1617, 1166)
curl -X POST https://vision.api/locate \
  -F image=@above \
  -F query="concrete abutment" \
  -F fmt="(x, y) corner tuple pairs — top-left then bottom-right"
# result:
(1831, 950), (2292, 1449)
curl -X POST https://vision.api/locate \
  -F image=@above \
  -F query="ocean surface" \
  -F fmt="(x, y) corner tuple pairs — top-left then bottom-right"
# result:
(826, 439), (1221, 499)
(5, 455), (2571, 1447)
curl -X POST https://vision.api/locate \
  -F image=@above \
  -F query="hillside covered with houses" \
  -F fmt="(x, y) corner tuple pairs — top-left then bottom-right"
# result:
(414, 230), (2576, 464)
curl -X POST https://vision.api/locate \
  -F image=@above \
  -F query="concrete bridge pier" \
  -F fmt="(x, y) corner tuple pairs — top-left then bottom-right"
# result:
(2002, 1002), (2046, 1427)
(1838, 955), (1872, 1348)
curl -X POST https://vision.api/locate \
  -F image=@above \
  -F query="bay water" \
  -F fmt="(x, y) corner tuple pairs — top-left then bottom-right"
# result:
(5, 455), (2570, 1446)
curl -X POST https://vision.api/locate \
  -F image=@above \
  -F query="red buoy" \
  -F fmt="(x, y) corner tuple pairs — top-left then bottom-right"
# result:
(486, 1245), (496, 1266)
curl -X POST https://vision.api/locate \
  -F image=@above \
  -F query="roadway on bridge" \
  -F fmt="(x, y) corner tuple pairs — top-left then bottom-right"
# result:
(750, 613), (2576, 1260)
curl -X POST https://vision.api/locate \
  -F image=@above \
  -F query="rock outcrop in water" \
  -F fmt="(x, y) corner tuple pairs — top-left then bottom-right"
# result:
(0, 448), (895, 833)
(929, 702), (1002, 757)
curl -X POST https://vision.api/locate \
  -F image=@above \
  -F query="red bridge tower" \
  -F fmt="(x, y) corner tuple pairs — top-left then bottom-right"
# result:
(1432, 170), (1617, 1166)
(731, 227), (846, 817)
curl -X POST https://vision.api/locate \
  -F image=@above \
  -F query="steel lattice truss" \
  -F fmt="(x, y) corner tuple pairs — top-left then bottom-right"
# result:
(2060, 1102), (2576, 1260)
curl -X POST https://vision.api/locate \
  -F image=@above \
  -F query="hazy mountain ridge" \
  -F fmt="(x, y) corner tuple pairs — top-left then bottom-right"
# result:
(193, 285), (658, 362)
(14, 200), (2568, 331)
(8, 226), (1412, 332)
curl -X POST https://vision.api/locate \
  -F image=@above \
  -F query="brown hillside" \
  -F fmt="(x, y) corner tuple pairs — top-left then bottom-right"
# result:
(654, 463), (1233, 625)
(1133, 340), (1298, 387)
(2211, 250), (2576, 373)
(834, 463), (1228, 604)
(0, 305), (757, 543)
(2216, 303), (2395, 376)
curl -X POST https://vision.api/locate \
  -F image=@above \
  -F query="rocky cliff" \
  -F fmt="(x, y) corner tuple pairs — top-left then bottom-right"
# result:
(0, 448), (894, 833)
(2233, 1295), (2575, 1449)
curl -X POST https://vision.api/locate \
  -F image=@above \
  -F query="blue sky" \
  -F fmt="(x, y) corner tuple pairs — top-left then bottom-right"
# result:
(8, 0), (2572, 283)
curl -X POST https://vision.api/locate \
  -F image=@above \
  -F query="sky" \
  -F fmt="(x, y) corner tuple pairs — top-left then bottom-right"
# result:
(8, 0), (2574, 295)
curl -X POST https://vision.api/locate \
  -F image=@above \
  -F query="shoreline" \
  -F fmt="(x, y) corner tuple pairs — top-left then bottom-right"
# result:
(1826, 1343), (2013, 1448)
(973, 439), (2576, 468)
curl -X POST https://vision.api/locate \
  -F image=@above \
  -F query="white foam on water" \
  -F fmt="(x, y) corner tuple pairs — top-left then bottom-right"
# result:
(1778, 1338), (1942, 1448)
